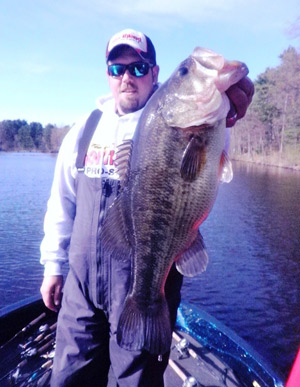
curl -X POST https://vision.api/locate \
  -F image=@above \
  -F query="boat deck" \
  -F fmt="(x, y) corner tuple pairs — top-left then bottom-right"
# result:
(165, 330), (242, 386)
(105, 329), (243, 387)
(0, 297), (283, 386)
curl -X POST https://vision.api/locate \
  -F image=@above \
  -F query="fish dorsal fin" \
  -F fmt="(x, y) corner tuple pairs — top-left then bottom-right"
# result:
(175, 231), (208, 277)
(180, 135), (207, 181)
(100, 192), (133, 261)
(101, 139), (134, 261)
(114, 139), (133, 186)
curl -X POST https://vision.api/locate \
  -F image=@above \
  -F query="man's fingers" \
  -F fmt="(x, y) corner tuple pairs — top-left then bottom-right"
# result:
(54, 284), (62, 307)
(226, 76), (255, 127)
(41, 290), (56, 312)
(238, 76), (255, 101)
(226, 84), (249, 119)
(40, 275), (63, 312)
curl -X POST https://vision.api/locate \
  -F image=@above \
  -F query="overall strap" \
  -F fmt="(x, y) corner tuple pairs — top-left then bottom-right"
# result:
(76, 109), (102, 171)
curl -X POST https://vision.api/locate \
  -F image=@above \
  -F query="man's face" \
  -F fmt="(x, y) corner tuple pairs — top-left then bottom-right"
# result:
(107, 47), (159, 116)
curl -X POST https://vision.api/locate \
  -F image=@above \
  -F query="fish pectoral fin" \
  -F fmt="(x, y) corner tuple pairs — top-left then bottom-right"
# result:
(175, 231), (208, 277)
(219, 150), (233, 183)
(117, 296), (172, 355)
(180, 136), (207, 181)
(100, 194), (132, 261)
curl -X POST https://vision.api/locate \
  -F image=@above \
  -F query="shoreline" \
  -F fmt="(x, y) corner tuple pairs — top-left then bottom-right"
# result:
(1, 150), (300, 172)
(231, 156), (300, 172)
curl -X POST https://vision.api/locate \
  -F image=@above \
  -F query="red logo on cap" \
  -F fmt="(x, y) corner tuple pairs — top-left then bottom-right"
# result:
(122, 33), (142, 44)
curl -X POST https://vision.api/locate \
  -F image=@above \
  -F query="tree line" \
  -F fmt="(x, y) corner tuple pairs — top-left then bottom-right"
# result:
(1, 46), (299, 169)
(0, 120), (70, 153)
(231, 46), (300, 169)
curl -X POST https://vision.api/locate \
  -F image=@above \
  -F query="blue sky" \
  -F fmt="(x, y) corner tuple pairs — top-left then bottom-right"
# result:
(0, 0), (299, 126)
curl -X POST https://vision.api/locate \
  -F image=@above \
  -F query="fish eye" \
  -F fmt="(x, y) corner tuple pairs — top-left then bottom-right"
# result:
(179, 66), (189, 76)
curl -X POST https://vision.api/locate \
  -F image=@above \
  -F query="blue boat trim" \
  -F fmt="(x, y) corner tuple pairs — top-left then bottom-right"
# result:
(0, 295), (41, 317)
(176, 302), (284, 387)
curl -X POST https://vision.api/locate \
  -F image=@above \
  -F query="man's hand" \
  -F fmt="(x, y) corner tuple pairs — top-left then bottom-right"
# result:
(40, 275), (63, 312)
(226, 76), (254, 127)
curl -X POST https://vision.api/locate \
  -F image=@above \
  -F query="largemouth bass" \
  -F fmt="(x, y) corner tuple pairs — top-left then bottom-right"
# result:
(101, 47), (248, 355)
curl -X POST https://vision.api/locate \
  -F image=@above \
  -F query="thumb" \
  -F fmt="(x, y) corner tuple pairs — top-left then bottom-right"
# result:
(226, 102), (237, 128)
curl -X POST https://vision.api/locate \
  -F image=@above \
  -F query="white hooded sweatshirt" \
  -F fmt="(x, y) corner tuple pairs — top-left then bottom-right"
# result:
(40, 95), (143, 276)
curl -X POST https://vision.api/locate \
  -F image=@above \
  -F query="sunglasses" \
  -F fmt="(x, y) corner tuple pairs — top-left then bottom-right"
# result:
(107, 62), (154, 78)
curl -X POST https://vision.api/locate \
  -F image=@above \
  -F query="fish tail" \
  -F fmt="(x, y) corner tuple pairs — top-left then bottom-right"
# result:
(117, 296), (172, 355)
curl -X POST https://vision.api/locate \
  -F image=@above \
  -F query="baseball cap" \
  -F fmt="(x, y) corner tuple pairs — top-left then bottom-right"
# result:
(106, 29), (156, 65)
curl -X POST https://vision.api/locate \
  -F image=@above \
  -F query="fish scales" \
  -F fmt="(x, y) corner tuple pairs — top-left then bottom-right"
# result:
(101, 47), (249, 354)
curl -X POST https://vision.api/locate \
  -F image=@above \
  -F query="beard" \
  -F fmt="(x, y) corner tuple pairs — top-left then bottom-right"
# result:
(118, 92), (140, 114)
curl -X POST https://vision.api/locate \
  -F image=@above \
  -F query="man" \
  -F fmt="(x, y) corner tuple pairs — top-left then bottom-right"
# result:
(40, 29), (254, 386)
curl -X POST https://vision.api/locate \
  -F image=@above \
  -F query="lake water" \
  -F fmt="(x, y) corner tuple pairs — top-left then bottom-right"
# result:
(0, 152), (299, 382)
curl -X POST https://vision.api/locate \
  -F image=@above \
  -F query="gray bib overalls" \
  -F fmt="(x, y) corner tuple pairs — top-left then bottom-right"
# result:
(50, 110), (183, 386)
